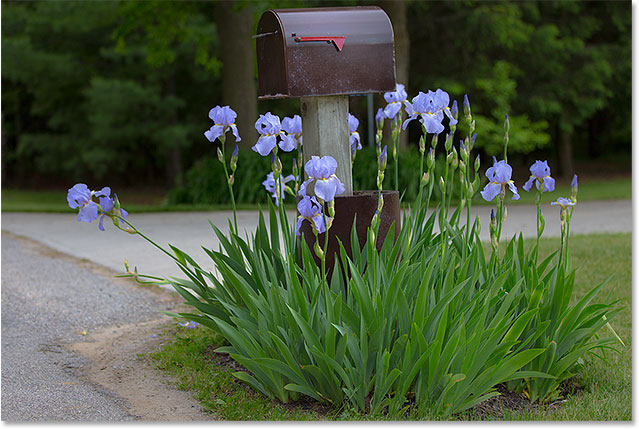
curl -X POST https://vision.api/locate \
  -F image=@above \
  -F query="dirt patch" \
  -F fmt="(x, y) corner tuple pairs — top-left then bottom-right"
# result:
(67, 317), (214, 421)
(464, 383), (566, 420)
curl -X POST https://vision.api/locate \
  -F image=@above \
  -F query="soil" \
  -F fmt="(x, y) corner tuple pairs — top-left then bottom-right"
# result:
(67, 317), (214, 421)
(464, 383), (567, 420)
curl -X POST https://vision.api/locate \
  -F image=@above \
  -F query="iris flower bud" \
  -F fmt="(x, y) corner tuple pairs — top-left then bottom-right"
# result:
(427, 148), (435, 170)
(419, 135), (425, 155)
(460, 140), (469, 162)
(439, 177), (446, 193)
(272, 155), (283, 176)
(447, 150), (455, 165)
(463, 94), (471, 119)
(371, 211), (379, 230)
(230, 145), (239, 172)
(328, 200), (335, 218)
(474, 154), (480, 172)
(379, 145), (388, 172)
(445, 132), (453, 152)
(451, 147), (459, 170)
(217, 147), (224, 163)
(422, 172), (430, 186)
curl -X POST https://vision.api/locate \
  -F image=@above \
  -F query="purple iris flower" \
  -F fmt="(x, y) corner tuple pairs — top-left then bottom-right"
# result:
(302, 155), (345, 202)
(349, 113), (361, 153)
(97, 193), (128, 231)
(383, 83), (407, 120)
(67, 183), (98, 223)
(404, 89), (457, 134)
(523, 160), (556, 193)
(204, 106), (241, 143)
(480, 158), (520, 201)
(98, 196), (114, 231)
(280, 115), (303, 152)
(252, 112), (283, 156)
(551, 197), (576, 209)
(67, 183), (100, 223)
(375, 108), (385, 129)
(295, 195), (326, 236)
(67, 184), (129, 230)
(262, 172), (294, 206)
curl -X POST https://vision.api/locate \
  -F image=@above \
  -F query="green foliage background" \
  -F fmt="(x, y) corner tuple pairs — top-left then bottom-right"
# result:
(2, 0), (630, 190)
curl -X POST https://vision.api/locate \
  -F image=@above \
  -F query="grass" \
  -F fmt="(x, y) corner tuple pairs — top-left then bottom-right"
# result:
(472, 176), (632, 206)
(1, 176), (631, 212)
(149, 232), (631, 421)
(150, 326), (337, 420)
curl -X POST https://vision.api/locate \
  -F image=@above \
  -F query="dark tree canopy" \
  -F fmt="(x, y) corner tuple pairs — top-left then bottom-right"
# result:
(1, 0), (630, 187)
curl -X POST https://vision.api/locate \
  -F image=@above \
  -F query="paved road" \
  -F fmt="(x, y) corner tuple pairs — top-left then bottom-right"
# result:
(1, 233), (179, 421)
(0, 200), (632, 421)
(1, 199), (632, 280)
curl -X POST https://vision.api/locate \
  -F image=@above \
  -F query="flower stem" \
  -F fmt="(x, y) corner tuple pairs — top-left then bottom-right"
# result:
(496, 193), (505, 251)
(535, 188), (542, 264)
(218, 136), (238, 233)
(116, 216), (195, 277)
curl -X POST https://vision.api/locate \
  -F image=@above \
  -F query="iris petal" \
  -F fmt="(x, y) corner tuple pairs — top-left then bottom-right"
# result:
(508, 181), (520, 200)
(543, 176), (556, 193)
(314, 179), (337, 202)
(278, 134), (297, 152)
(480, 183), (501, 202)
(252, 135), (277, 156)
(523, 176), (535, 192)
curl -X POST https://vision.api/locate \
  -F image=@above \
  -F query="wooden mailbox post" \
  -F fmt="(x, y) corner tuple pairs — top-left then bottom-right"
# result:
(255, 6), (396, 196)
(255, 6), (400, 273)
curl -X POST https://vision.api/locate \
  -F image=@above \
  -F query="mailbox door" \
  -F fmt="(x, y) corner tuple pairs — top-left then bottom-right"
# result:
(256, 6), (396, 98)
(256, 10), (288, 98)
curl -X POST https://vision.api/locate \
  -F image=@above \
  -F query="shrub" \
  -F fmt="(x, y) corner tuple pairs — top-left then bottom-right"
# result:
(167, 147), (461, 206)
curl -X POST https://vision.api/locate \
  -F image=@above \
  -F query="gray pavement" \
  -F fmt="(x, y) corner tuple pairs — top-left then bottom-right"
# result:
(1, 234), (178, 421)
(1, 199), (632, 280)
(0, 200), (632, 421)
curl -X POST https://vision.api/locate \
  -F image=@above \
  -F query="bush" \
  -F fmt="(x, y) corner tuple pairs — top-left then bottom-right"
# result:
(167, 147), (461, 206)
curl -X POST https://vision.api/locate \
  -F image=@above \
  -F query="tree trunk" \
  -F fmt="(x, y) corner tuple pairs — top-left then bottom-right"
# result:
(164, 73), (183, 187)
(558, 128), (574, 180)
(379, 0), (410, 150)
(215, 1), (258, 150)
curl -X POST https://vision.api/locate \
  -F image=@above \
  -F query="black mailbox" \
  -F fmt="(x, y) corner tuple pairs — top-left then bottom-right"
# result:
(256, 6), (396, 99)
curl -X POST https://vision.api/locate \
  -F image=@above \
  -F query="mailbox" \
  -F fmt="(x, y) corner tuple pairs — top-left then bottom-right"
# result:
(256, 6), (396, 99)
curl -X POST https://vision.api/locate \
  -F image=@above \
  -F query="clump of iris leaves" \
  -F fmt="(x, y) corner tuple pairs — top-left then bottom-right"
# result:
(127, 106), (621, 420)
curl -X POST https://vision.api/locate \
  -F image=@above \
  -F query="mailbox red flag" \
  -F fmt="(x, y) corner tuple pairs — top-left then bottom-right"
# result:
(294, 36), (346, 51)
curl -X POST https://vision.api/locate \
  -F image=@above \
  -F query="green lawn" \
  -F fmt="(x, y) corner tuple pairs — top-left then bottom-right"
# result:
(0, 176), (632, 213)
(472, 177), (632, 206)
(149, 232), (631, 421)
